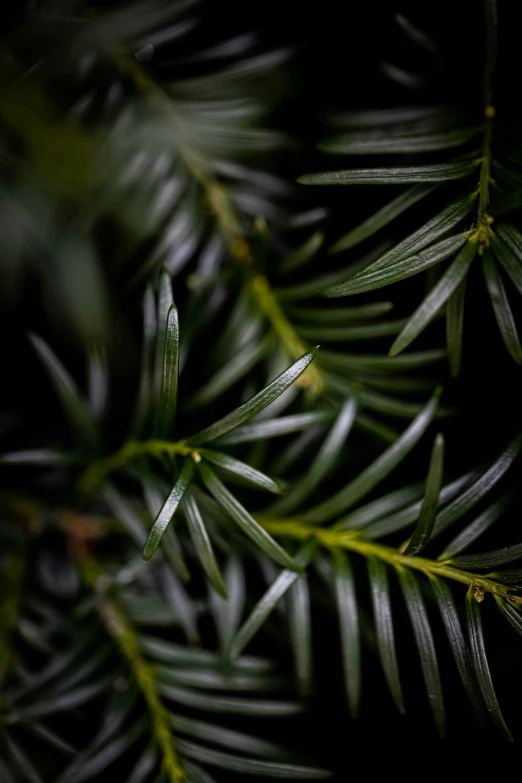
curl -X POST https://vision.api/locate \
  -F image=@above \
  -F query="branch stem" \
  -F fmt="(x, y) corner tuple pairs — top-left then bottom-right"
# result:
(79, 439), (200, 495)
(259, 518), (516, 599)
(81, 557), (185, 783)
(249, 274), (325, 394)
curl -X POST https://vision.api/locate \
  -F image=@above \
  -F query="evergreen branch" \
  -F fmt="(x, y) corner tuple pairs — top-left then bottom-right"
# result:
(116, 56), (331, 397)
(3, 0), (522, 759)
(80, 557), (185, 783)
(113, 54), (250, 261)
(258, 518), (519, 600)
(79, 440), (202, 495)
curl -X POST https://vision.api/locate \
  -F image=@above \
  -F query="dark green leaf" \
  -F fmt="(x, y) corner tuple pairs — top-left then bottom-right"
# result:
(275, 241), (392, 302)
(209, 554), (246, 659)
(466, 588), (512, 739)
(188, 348), (318, 445)
(103, 484), (147, 546)
(87, 346), (108, 421)
(297, 319), (406, 342)
(187, 335), (272, 409)
(3, 733), (43, 783)
(270, 399), (357, 515)
(440, 487), (517, 560)
(270, 427), (325, 474)
(161, 524), (191, 583)
(183, 759), (218, 783)
(327, 105), (446, 128)
(432, 431), (522, 537)
(330, 185), (437, 253)
(364, 471), (478, 539)
(495, 598), (522, 638)
(0, 449), (72, 466)
(13, 677), (111, 722)
(153, 304), (180, 437)
(398, 568), (445, 737)
(493, 224), (522, 295)
(176, 738), (331, 779)
(131, 283), (156, 438)
(161, 564), (199, 645)
(485, 569), (522, 585)
(446, 275), (467, 376)
(28, 723), (75, 755)
(321, 128), (478, 155)
(355, 388), (429, 420)
(333, 550), (360, 717)
(216, 410), (332, 446)
(367, 558), (404, 713)
(279, 231), (324, 273)
(395, 12), (440, 53)
(199, 449), (283, 494)
(339, 483), (424, 531)
(323, 234), (467, 297)
(199, 464), (300, 571)
(155, 665), (279, 692)
(319, 348), (446, 372)
(287, 574), (313, 697)
(482, 248), (522, 364)
(430, 577), (485, 721)
(158, 683), (303, 716)
(287, 302), (394, 322)
(29, 333), (97, 446)
(140, 470), (190, 580)
(382, 488), (486, 543)
(139, 636), (272, 673)
(40, 641), (112, 697)
(298, 159), (479, 185)
(122, 590), (202, 627)
(143, 458), (195, 560)
(125, 746), (158, 783)
(450, 542), (522, 570)
(390, 239), (477, 356)
(348, 371), (435, 394)
(65, 719), (146, 783)
(405, 433), (444, 555)
(171, 714), (290, 759)
(303, 392), (439, 523)
(324, 194), (475, 293)
(182, 494), (227, 598)
(68, 684), (138, 758)
(353, 413), (400, 443)
(229, 541), (317, 659)
(153, 269), (173, 405)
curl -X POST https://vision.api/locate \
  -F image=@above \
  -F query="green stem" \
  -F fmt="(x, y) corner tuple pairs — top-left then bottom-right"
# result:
(82, 558), (185, 783)
(478, 119), (494, 221)
(79, 439), (200, 495)
(259, 518), (516, 599)
(248, 274), (325, 394)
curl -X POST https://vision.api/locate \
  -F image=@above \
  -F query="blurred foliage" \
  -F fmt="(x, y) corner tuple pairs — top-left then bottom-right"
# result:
(2, 0), (522, 781)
